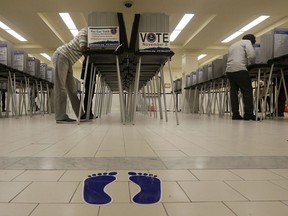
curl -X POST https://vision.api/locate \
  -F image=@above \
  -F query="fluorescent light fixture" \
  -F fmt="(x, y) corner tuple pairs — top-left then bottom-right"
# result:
(59, 13), (76, 29)
(170, 30), (181, 42)
(222, 15), (270, 43)
(175, 14), (194, 30)
(222, 31), (244, 43)
(0, 21), (27, 42)
(0, 21), (10, 29)
(170, 14), (194, 42)
(59, 13), (78, 37)
(239, 16), (270, 32)
(70, 29), (79, 37)
(197, 54), (207, 60)
(40, 53), (51, 61)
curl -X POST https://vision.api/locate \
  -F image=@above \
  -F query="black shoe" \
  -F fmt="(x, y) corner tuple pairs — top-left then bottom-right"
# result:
(56, 118), (76, 124)
(278, 113), (284, 117)
(81, 114), (94, 120)
(232, 115), (243, 120)
(266, 112), (284, 117)
(244, 114), (260, 121)
(266, 113), (274, 117)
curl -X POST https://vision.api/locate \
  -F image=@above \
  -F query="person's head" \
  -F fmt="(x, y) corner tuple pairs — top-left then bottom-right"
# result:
(242, 34), (256, 45)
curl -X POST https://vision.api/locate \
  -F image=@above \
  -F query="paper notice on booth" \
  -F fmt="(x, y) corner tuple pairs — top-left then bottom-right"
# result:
(0, 44), (8, 65)
(88, 26), (120, 48)
(273, 29), (288, 58)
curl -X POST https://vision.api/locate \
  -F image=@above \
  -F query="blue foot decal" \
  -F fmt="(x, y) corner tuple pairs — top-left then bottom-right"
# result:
(128, 172), (161, 204)
(83, 172), (117, 205)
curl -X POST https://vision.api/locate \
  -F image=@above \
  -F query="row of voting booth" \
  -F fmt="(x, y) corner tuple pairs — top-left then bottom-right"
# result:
(175, 28), (288, 119)
(0, 41), (54, 118)
(0, 41), (54, 83)
(80, 12), (178, 124)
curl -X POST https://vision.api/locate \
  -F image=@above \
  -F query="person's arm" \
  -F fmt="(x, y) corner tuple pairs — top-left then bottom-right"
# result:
(246, 41), (256, 65)
(79, 28), (89, 53)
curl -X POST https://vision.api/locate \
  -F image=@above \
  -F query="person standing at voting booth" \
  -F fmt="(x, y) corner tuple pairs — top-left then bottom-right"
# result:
(226, 34), (259, 121)
(51, 28), (88, 123)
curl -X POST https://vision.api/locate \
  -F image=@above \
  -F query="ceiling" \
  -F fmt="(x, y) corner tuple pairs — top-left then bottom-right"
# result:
(1, 0), (288, 77)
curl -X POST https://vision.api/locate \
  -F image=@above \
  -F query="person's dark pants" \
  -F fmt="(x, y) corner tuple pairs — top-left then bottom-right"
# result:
(278, 75), (288, 114)
(81, 57), (96, 116)
(226, 70), (254, 117)
(1, 90), (6, 112)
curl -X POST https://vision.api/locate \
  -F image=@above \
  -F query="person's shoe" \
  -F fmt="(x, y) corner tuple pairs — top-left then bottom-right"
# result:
(266, 113), (274, 117)
(81, 114), (94, 120)
(80, 114), (86, 120)
(278, 113), (284, 117)
(244, 114), (260, 121)
(232, 115), (243, 120)
(56, 118), (76, 124)
(266, 112), (284, 117)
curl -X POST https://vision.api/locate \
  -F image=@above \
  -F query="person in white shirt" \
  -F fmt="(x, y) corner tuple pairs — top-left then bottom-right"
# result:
(51, 28), (88, 123)
(226, 34), (259, 121)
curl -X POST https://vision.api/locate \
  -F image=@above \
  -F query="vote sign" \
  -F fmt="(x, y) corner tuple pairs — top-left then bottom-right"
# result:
(139, 32), (170, 53)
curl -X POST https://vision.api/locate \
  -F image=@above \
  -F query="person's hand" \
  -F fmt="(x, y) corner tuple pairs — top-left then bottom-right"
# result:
(80, 46), (89, 53)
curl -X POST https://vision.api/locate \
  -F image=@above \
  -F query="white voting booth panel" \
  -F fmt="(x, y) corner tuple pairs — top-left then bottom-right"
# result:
(213, 58), (224, 79)
(202, 65), (209, 83)
(0, 41), (14, 67)
(207, 63), (213, 80)
(27, 57), (40, 77)
(197, 68), (204, 84)
(254, 43), (262, 64)
(185, 74), (191, 87)
(175, 78), (182, 91)
(13, 50), (28, 72)
(191, 71), (197, 85)
(39, 63), (47, 80)
(137, 13), (170, 53)
(88, 12), (120, 49)
(260, 28), (288, 63)
(47, 67), (54, 83)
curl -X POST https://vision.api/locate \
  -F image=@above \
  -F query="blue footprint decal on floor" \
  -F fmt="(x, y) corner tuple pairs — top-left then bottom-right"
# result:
(128, 172), (161, 204)
(83, 172), (117, 205)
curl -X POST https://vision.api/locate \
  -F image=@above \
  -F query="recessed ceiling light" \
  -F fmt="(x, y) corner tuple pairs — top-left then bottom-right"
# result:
(170, 14), (194, 42)
(40, 53), (51, 61)
(170, 30), (181, 42)
(0, 21), (27, 42)
(239, 16), (270, 32)
(222, 31), (244, 43)
(59, 13), (79, 37)
(197, 54), (207, 60)
(222, 15), (270, 43)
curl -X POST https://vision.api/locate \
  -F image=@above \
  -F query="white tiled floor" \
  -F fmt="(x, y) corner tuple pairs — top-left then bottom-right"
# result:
(0, 112), (288, 215)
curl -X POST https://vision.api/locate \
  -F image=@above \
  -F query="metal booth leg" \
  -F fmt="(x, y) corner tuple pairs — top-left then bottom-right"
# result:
(78, 55), (90, 124)
(167, 59), (179, 125)
(116, 55), (126, 124)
